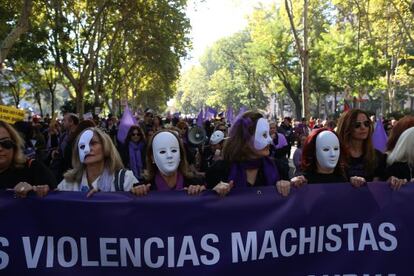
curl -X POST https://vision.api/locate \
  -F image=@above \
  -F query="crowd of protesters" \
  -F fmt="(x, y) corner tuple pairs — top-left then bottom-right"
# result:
(0, 107), (413, 198)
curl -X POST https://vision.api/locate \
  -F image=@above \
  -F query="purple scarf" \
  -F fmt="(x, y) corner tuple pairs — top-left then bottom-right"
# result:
(228, 157), (280, 187)
(155, 172), (184, 191)
(129, 141), (144, 179)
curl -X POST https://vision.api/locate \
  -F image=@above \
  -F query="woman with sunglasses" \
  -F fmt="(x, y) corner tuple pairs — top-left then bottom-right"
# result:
(119, 126), (146, 181)
(0, 120), (56, 197)
(336, 109), (386, 187)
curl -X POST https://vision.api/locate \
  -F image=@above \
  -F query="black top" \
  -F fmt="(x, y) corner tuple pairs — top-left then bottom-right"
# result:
(205, 159), (290, 189)
(118, 142), (147, 181)
(147, 175), (205, 191)
(304, 171), (347, 184)
(346, 149), (387, 181)
(387, 162), (413, 181)
(0, 159), (57, 190)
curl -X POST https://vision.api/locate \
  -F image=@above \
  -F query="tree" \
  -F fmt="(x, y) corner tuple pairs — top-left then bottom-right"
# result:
(0, 0), (33, 64)
(284, 0), (310, 119)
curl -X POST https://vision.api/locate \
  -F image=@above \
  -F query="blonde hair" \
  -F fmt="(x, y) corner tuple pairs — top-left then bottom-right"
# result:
(387, 126), (414, 167)
(0, 120), (27, 168)
(64, 127), (124, 183)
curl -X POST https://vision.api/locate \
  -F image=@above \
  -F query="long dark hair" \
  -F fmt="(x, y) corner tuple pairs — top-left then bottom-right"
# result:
(125, 125), (146, 145)
(222, 111), (263, 163)
(336, 109), (376, 174)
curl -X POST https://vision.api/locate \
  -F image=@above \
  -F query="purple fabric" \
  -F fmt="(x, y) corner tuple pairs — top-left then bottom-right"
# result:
(373, 118), (388, 153)
(204, 107), (217, 120)
(155, 172), (184, 191)
(117, 105), (137, 144)
(226, 106), (234, 124)
(274, 133), (288, 149)
(229, 116), (253, 141)
(2, 183), (414, 274)
(196, 110), (203, 127)
(129, 141), (144, 179)
(228, 157), (280, 187)
(236, 106), (247, 118)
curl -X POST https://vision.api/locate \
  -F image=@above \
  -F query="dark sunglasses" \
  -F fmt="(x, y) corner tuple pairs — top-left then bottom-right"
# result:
(0, 140), (15, 150)
(354, 120), (371, 129)
(131, 132), (141, 137)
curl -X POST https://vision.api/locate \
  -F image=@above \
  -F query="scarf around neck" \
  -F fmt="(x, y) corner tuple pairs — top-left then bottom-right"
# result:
(228, 157), (280, 187)
(155, 171), (184, 191)
(129, 141), (144, 179)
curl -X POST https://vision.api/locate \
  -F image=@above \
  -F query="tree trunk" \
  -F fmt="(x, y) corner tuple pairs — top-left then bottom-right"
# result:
(285, 0), (310, 119)
(302, 0), (310, 119)
(0, 0), (33, 64)
(35, 92), (43, 117)
(75, 83), (85, 116)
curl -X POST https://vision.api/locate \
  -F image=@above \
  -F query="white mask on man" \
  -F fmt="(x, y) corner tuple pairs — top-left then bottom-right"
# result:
(152, 132), (181, 176)
(315, 131), (340, 170)
(254, 118), (273, 150)
(78, 130), (94, 163)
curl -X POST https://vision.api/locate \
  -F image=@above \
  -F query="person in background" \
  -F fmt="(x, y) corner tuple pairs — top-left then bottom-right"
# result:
(0, 120), (56, 197)
(386, 127), (414, 189)
(152, 115), (164, 132)
(130, 130), (205, 196)
(336, 109), (386, 187)
(119, 125), (146, 181)
(292, 134), (307, 176)
(206, 111), (291, 197)
(57, 127), (138, 195)
(201, 130), (226, 172)
(386, 115), (414, 153)
(278, 117), (294, 159)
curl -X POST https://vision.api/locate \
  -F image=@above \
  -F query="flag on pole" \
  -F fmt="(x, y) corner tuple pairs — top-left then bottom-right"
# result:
(204, 107), (217, 120)
(372, 118), (388, 153)
(226, 106), (233, 124)
(196, 109), (203, 127)
(117, 105), (137, 144)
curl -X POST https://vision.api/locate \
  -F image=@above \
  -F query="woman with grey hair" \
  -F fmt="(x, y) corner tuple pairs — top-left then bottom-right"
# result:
(386, 126), (414, 190)
(57, 127), (138, 196)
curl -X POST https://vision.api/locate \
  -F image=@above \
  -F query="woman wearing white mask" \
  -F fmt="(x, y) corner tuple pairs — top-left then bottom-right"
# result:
(205, 111), (291, 197)
(291, 128), (347, 188)
(131, 130), (205, 196)
(57, 127), (138, 195)
(386, 126), (414, 190)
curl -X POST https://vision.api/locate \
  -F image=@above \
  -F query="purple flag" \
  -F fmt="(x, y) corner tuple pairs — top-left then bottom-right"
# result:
(237, 105), (247, 117)
(196, 109), (203, 127)
(117, 105), (137, 144)
(373, 118), (388, 153)
(226, 106), (233, 124)
(204, 107), (217, 120)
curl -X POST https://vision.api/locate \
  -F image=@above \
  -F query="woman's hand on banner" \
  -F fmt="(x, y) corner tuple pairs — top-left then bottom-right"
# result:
(276, 180), (291, 197)
(213, 180), (234, 197)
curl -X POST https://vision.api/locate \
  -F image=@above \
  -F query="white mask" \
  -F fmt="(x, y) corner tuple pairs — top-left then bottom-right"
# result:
(254, 118), (272, 150)
(78, 130), (94, 163)
(315, 131), (340, 170)
(152, 132), (181, 176)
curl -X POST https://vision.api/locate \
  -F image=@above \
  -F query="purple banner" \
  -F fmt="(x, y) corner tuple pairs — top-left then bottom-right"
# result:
(0, 182), (413, 275)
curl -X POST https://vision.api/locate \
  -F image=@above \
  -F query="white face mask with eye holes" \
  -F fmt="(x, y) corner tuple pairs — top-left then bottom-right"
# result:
(152, 132), (181, 176)
(78, 130), (94, 163)
(254, 118), (273, 150)
(316, 131), (340, 170)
